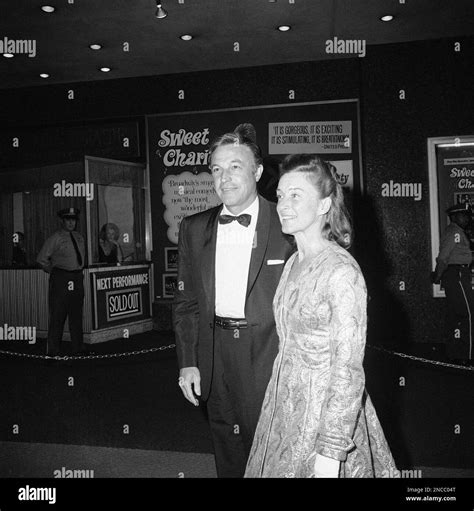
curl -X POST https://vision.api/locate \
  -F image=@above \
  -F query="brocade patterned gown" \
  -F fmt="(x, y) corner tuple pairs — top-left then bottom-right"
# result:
(245, 242), (398, 478)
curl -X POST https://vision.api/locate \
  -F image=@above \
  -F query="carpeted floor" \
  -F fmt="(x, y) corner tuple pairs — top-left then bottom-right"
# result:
(2, 441), (474, 479)
(0, 331), (473, 478)
(1, 333), (213, 454)
(364, 344), (474, 469)
(0, 442), (216, 478)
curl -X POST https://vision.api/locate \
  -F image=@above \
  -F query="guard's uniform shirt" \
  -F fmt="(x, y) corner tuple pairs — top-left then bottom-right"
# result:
(437, 222), (473, 361)
(437, 223), (472, 266)
(37, 229), (85, 272)
(37, 229), (85, 356)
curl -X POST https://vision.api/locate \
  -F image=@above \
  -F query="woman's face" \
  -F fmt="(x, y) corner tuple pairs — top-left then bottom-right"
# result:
(276, 171), (330, 236)
(106, 227), (116, 241)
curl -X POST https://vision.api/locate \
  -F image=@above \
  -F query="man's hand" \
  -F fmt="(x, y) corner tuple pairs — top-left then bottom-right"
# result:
(178, 367), (201, 406)
(431, 271), (441, 284)
(432, 261), (447, 285)
(313, 453), (340, 478)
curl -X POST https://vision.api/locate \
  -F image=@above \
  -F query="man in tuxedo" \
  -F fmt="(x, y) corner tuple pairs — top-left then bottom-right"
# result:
(173, 124), (293, 477)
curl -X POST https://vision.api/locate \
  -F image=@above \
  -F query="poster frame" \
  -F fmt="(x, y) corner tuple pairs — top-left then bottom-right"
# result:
(145, 99), (364, 194)
(146, 99), (364, 299)
(427, 135), (474, 298)
(162, 273), (178, 299)
(164, 247), (178, 272)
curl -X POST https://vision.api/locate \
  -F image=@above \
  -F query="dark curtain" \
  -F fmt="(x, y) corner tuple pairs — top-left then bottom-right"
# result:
(132, 187), (146, 261)
(89, 195), (99, 264)
(0, 193), (14, 266)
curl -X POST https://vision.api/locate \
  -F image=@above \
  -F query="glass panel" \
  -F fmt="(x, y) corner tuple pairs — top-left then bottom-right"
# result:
(91, 184), (146, 264)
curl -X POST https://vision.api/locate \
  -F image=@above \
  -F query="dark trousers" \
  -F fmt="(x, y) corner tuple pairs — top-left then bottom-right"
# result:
(47, 268), (84, 356)
(206, 326), (269, 478)
(441, 266), (473, 361)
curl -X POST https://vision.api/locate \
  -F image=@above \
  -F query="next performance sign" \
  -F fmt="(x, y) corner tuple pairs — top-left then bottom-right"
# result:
(91, 266), (152, 330)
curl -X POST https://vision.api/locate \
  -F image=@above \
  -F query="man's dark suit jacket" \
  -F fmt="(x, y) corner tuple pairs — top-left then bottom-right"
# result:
(173, 195), (294, 401)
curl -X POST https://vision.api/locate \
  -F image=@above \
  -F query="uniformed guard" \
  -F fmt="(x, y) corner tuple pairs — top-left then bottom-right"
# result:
(432, 202), (473, 365)
(37, 208), (87, 357)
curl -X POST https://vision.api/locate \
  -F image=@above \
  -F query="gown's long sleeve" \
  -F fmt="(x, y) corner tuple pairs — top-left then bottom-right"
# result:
(315, 263), (367, 461)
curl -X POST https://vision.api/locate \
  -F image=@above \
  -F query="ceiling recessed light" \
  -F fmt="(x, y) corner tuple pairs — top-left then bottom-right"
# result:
(100, 67), (111, 73)
(155, 3), (168, 19)
(380, 15), (394, 22)
(180, 34), (193, 41)
(277, 25), (291, 32)
(40, 73), (50, 78)
(41, 5), (56, 13)
(89, 44), (102, 50)
(3, 53), (14, 58)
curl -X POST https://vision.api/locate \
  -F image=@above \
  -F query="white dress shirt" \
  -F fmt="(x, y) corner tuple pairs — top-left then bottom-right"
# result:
(215, 196), (259, 318)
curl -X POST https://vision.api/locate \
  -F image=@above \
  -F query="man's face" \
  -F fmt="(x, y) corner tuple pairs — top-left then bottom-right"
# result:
(210, 143), (263, 214)
(62, 218), (77, 231)
(457, 212), (471, 229)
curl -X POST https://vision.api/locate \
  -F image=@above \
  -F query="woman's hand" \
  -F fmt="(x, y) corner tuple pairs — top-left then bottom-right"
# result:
(313, 454), (340, 478)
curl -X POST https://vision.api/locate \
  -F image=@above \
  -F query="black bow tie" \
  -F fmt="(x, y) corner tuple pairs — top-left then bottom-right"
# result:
(218, 214), (252, 227)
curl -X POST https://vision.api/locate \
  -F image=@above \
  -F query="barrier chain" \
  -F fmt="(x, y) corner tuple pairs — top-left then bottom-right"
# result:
(0, 343), (472, 371)
(367, 344), (474, 372)
(0, 343), (176, 361)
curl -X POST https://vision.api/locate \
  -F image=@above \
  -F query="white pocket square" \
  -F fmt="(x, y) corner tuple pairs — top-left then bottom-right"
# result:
(267, 259), (285, 265)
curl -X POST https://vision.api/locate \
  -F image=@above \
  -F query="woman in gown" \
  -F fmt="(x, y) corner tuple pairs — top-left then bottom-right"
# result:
(98, 223), (123, 264)
(245, 154), (398, 478)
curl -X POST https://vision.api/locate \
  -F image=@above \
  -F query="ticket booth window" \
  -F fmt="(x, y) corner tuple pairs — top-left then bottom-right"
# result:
(0, 157), (146, 268)
(86, 156), (146, 266)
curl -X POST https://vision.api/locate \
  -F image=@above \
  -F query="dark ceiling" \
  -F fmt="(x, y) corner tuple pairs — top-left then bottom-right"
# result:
(0, 0), (473, 90)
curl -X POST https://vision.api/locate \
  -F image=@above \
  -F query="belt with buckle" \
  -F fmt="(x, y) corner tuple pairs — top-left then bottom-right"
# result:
(53, 267), (83, 273)
(214, 316), (248, 330)
(448, 264), (470, 268)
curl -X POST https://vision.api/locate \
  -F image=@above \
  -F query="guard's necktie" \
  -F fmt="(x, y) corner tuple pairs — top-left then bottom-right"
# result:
(70, 232), (83, 267)
(218, 214), (252, 227)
